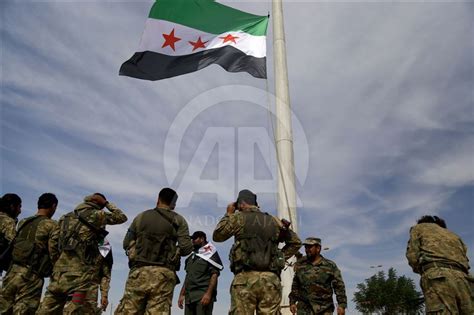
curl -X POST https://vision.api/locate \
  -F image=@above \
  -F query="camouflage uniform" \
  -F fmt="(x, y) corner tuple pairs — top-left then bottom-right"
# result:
(0, 212), (17, 244)
(406, 222), (474, 314)
(0, 215), (59, 314)
(213, 206), (301, 315)
(0, 212), (17, 274)
(37, 197), (127, 315)
(115, 207), (193, 314)
(78, 250), (112, 314)
(289, 255), (347, 315)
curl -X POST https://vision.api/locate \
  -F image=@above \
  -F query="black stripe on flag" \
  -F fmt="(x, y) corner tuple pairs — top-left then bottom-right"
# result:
(120, 45), (267, 80)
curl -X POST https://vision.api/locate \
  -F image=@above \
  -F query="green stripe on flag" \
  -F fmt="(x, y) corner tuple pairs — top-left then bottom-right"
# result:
(149, 0), (268, 36)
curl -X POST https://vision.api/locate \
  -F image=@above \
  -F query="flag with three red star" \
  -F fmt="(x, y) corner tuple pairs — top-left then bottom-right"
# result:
(120, 0), (268, 80)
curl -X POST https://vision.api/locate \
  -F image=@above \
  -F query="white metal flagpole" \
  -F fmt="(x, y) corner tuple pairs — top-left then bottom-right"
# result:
(272, 0), (298, 314)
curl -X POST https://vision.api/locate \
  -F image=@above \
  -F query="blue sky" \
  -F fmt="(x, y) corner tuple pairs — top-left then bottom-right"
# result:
(1, 0), (473, 313)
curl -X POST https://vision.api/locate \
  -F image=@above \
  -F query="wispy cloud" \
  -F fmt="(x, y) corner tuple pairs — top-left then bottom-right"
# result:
(2, 1), (473, 313)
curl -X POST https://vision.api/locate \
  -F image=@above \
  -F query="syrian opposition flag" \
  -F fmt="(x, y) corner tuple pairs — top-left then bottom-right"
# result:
(120, 0), (268, 80)
(196, 242), (224, 270)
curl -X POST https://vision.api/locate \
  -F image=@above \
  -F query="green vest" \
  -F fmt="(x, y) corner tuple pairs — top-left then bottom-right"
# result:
(231, 211), (284, 274)
(12, 215), (53, 277)
(131, 208), (179, 270)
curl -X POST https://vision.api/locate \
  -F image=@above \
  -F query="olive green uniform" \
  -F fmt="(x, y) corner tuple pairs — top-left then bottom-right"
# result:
(406, 222), (474, 314)
(0, 215), (59, 314)
(289, 255), (347, 315)
(115, 207), (193, 315)
(213, 206), (301, 315)
(37, 197), (127, 315)
(183, 251), (221, 315)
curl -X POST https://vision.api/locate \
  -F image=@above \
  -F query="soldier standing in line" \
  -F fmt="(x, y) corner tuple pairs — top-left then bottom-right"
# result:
(213, 189), (302, 315)
(80, 239), (113, 314)
(289, 237), (347, 315)
(0, 193), (59, 314)
(178, 231), (223, 315)
(406, 215), (474, 314)
(115, 188), (193, 314)
(0, 194), (22, 275)
(37, 193), (127, 315)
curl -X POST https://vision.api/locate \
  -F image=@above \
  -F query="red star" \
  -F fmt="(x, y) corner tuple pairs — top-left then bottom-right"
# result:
(188, 36), (208, 52)
(202, 245), (212, 252)
(219, 34), (239, 44)
(162, 29), (181, 51)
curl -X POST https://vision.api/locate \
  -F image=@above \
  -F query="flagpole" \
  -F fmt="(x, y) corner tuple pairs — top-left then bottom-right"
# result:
(272, 0), (298, 314)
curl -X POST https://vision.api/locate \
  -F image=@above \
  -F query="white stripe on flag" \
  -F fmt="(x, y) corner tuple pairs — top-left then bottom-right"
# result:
(138, 19), (266, 58)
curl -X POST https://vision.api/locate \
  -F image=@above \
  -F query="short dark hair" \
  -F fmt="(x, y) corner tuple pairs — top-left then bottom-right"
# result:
(0, 193), (22, 217)
(38, 193), (58, 209)
(159, 188), (178, 206)
(191, 231), (207, 241)
(417, 215), (447, 228)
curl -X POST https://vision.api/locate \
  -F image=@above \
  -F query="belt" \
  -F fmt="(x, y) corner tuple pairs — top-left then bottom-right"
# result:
(421, 262), (467, 274)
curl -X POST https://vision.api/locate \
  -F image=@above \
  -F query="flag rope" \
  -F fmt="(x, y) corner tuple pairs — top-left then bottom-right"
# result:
(265, 78), (293, 224)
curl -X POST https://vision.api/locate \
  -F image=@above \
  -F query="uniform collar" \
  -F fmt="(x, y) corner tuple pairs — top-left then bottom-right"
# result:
(306, 254), (325, 266)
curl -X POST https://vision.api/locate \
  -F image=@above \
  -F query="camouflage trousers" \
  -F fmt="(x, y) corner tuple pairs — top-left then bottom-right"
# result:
(295, 301), (334, 315)
(37, 270), (96, 315)
(81, 284), (102, 315)
(229, 271), (281, 315)
(0, 264), (44, 314)
(421, 268), (474, 314)
(115, 265), (177, 315)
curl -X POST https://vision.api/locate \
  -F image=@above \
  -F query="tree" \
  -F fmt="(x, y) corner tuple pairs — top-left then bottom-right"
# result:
(353, 267), (424, 315)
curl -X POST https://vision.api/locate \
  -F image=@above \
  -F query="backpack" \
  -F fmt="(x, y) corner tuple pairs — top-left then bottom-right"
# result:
(11, 216), (55, 277)
(0, 216), (42, 273)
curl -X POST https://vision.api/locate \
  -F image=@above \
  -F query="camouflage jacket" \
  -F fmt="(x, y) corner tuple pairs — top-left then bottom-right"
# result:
(16, 215), (60, 266)
(54, 196), (127, 273)
(406, 222), (470, 274)
(289, 255), (347, 311)
(0, 212), (17, 243)
(212, 207), (301, 262)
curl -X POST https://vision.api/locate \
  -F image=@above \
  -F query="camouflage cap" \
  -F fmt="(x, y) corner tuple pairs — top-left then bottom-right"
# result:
(303, 237), (321, 246)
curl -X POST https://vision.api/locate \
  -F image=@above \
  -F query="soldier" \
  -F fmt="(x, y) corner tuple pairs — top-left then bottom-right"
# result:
(115, 187), (193, 314)
(178, 231), (223, 315)
(213, 189), (301, 315)
(37, 193), (127, 315)
(0, 193), (59, 314)
(406, 215), (474, 314)
(289, 237), (347, 315)
(0, 194), (21, 274)
(82, 241), (113, 314)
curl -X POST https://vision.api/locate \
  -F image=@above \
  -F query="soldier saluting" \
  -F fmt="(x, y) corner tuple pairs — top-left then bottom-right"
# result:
(213, 189), (301, 315)
(37, 193), (127, 314)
